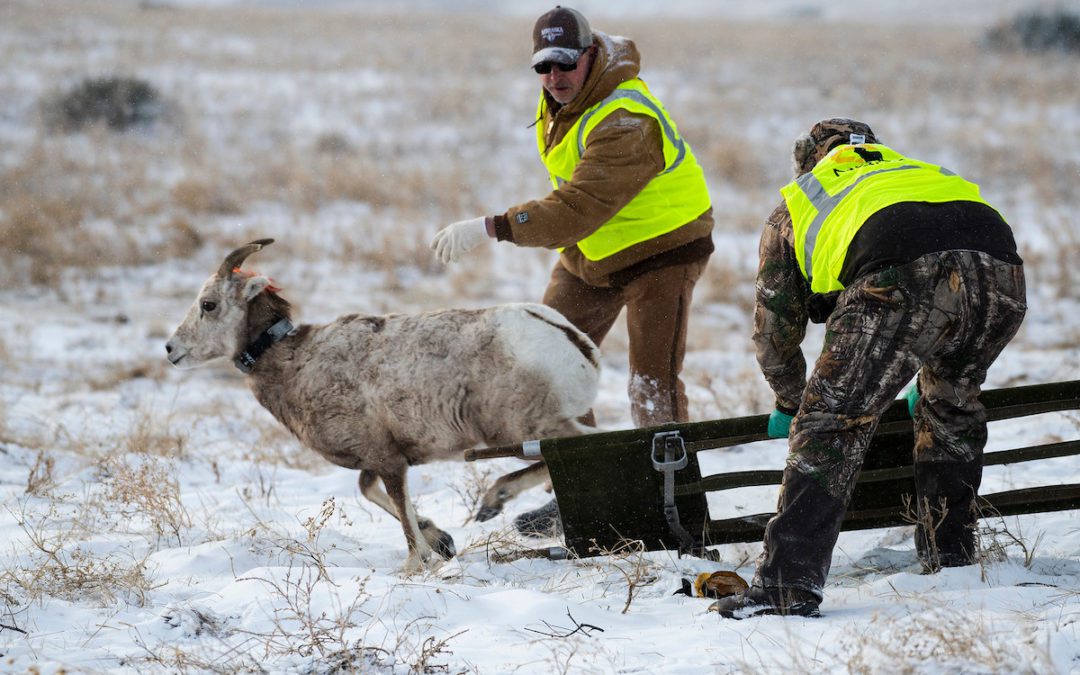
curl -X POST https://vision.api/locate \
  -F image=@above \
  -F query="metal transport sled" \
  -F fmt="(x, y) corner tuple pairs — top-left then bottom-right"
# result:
(466, 380), (1080, 558)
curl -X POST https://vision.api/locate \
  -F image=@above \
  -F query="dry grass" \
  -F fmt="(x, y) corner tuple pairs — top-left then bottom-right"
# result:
(1, 447), (253, 610)
(24, 451), (56, 496)
(123, 406), (189, 459)
(687, 367), (774, 419)
(231, 564), (372, 661)
(124, 494), (390, 671)
(841, 604), (1053, 673)
(976, 507), (1046, 572)
(1, 1), (1075, 298)
(0, 396), (10, 448)
(698, 258), (755, 308)
(585, 538), (661, 614)
(86, 360), (171, 391)
(1, 499), (159, 607)
(899, 490), (1048, 576)
(102, 456), (194, 546)
(449, 462), (496, 526)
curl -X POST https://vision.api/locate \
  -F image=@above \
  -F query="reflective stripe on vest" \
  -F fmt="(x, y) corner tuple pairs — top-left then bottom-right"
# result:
(782, 144), (992, 293)
(576, 89), (688, 177)
(536, 79), (711, 261)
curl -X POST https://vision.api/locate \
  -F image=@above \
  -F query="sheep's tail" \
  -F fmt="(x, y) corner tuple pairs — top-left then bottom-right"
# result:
(522, 306), (600, 370)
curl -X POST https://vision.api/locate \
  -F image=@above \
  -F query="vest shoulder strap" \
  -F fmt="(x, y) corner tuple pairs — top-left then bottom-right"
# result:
(576, 83), (687, 175)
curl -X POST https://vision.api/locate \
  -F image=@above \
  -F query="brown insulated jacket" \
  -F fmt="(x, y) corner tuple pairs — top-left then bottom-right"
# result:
(491, 32), (713, 287)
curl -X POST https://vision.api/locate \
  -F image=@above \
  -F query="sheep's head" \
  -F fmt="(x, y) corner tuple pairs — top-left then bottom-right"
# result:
(165, 239), (277, 369)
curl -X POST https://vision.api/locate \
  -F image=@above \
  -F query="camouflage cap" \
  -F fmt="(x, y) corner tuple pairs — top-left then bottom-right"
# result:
(532, 6), (593, 67)
(792, 118), (879, 176)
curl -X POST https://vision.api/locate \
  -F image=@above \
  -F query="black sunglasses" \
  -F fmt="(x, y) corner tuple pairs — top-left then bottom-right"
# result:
(533, 60), (579, 75)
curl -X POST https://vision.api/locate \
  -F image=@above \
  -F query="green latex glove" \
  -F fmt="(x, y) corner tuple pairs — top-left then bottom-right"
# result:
(767, 409), (795, 439)
(903, 384), (920, 417)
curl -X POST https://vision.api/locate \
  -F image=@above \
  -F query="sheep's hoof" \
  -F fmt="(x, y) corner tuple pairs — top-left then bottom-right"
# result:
(418, 519), (456, 559)
(473, 504), (503, 522)
(514, 499), (562, 539)
(433, 531), (456, 559)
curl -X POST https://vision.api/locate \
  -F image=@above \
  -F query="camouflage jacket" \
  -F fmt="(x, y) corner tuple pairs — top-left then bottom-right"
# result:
(752, 201), (811, 412)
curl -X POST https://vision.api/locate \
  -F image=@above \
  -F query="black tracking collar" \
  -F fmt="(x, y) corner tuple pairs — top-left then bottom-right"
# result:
(234, 318), (294, 373)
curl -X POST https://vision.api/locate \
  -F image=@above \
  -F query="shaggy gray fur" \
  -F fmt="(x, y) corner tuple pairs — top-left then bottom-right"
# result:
(166, 240), (599, 571)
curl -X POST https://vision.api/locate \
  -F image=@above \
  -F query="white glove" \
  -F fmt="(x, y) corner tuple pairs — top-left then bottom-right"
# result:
(430, 216), (490, 264)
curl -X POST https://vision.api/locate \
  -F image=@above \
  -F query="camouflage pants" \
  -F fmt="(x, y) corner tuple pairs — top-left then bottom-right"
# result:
(755, 251), (1027, 597)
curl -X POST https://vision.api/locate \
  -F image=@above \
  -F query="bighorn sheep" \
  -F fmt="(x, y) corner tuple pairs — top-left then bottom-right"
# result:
(165, 239), (598, 571)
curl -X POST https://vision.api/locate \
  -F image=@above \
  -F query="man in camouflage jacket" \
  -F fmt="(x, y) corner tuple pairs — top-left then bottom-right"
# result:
(714, 118), (1027, 619)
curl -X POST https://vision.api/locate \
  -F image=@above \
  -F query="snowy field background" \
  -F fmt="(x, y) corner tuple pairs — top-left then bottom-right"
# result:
(1, 0), (1079, 672)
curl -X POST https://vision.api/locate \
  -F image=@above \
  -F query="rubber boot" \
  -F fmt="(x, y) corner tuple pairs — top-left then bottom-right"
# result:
(914, 458), (983, 572)
(711, 585), (821, 619)
(754, 468), (846, 598)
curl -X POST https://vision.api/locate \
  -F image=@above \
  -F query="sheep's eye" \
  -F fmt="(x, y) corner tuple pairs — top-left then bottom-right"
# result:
(201, 300), (217, 313)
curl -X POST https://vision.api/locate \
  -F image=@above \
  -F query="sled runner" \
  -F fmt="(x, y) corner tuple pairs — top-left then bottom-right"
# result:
(465, 380), (1080, 558)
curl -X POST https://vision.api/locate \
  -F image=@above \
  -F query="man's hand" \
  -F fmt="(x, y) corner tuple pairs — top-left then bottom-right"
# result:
(767, 408), (796, 439)
(430, 217), (490, 264)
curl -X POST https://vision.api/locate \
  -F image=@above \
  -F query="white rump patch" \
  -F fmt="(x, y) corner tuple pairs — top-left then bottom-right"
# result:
(493, 304), (599, 417)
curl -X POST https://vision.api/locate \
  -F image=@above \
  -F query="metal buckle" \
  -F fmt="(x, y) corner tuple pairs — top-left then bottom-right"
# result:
(235, 351), (255, 373)
(651, 431), (687, 472)
(650, 430), (696, 552)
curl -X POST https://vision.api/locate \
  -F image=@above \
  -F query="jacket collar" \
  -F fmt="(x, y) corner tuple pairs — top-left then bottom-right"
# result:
(546, 32), (642, 118)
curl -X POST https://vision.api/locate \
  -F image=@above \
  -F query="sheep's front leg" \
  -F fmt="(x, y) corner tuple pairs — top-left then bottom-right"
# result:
(475, 461), (551, 522)
(360, 470), (455, 569)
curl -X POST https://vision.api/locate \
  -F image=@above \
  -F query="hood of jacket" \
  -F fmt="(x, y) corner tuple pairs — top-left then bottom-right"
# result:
(540, 31), (641, 150)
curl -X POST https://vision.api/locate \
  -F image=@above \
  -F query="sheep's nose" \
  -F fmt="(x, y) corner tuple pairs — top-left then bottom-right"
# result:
(165, 343), (173, 354)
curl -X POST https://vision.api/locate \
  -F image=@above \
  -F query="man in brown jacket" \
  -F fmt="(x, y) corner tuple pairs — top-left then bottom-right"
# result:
(431, 6), (714, 438)
(431, 6), (714, 537)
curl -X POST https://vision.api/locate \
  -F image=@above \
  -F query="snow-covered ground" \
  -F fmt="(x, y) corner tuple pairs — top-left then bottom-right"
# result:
(2, 1), (1079, 673)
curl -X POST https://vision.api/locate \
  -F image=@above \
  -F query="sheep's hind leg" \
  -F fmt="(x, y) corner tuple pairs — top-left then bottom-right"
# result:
(475, 417), (595, 522)
(475, 462), (550, 522)
(359, 470), (456, 567)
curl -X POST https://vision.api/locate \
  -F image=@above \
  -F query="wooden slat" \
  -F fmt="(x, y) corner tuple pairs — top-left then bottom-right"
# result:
(703, 484), (1080, 545)
(466, 379), (1080, 462)
(677, 440), (1080, 496)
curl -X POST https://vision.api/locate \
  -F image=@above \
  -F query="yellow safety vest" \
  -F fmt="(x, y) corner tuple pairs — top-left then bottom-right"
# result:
(781, 143), (995, 293)
(536, 79), (711, 261)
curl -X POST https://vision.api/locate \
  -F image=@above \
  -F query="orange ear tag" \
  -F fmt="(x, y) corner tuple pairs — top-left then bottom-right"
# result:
(232, 267), (281, 293)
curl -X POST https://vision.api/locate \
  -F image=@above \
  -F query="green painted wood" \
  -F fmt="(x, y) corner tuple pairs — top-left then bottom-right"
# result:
(544, 439), (710, 557)
(704, 483), (1080, 545)
(528, 380), (1080, 557)
(471, 380), (1080, 462)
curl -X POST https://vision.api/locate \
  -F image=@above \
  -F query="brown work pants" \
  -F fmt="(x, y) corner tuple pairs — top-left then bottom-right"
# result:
(542, 257), (707, 427)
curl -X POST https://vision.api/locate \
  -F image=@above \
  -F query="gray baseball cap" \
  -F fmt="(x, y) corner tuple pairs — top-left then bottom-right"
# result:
(531, 6), (593, 67)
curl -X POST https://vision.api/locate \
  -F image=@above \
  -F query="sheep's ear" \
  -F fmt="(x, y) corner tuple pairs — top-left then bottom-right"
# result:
(242, 275), (272, 301)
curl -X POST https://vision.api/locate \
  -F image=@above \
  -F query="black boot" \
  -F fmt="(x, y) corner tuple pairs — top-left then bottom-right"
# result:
(914, 458), (983, 572)
(711, 585), (821, 619)
(755, 468), (847, 596)
(514, 499), (563, 538)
